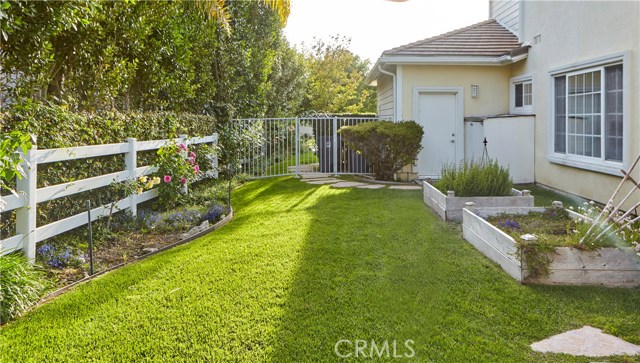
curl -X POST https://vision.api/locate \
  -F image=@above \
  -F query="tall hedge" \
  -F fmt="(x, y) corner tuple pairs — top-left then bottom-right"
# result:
(339, 121), (423, 181)
(0, 103), (226, 238)
(0, 103), (222, 148)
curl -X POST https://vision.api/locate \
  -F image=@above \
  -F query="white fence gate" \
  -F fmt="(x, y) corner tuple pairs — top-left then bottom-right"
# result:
(0, 134), (218, 260)
(233, 116), (378, 178)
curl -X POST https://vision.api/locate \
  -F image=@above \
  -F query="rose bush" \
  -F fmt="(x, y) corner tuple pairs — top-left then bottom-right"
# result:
(154, 141), (201, 209)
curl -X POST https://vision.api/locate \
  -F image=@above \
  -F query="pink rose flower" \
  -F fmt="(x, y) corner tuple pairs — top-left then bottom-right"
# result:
(189, 151), (196, 158)
(179, 143), (187, 151)
(189, 157), (195, 165)
(163, 175), (172, 183)
(193, 165), (200, 173)
(180, 177), (187, 184)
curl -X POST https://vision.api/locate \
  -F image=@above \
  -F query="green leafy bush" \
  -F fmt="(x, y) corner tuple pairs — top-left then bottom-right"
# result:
(154, 141), (201, 209)
(0, 129), (33, 210)
(436, 159), (513, 197)
(0, 102), (221, 149)
(339, 121), (423, 180)
(0, 253), (49, 324)
(0, 103), (222, 236)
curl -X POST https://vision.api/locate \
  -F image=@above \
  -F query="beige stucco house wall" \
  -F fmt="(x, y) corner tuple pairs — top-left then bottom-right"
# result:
(368, 0), (639, 206)
(509, 1), (640, 205)
(400, 65), (511, 120)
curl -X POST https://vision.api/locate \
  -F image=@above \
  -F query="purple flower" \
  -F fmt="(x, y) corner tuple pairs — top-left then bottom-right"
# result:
(498, 219), (521, 229)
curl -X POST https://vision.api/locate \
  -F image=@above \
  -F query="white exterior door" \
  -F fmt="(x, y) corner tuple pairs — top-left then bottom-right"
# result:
(416, 92), (460, 178)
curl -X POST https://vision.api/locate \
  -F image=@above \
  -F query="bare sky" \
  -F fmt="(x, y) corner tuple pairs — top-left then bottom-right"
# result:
(283, 0), (489, 65)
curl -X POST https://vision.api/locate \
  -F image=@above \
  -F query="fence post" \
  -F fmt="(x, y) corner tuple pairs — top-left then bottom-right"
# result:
(125, 138), (137, 217)
(332, 116), (338, 176)
(295, 118), (300, 177)
(179, 134), (189, 194)
(212, 133), (219, 179)
(16, 141), (37, 261)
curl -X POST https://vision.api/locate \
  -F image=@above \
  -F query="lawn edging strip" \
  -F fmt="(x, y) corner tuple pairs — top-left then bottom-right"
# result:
(41, 207), (234, 302)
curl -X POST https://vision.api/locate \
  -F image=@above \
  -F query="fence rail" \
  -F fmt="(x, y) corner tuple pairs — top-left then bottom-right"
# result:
(1, 134), (218, 260)
(233, 116), (378, 178)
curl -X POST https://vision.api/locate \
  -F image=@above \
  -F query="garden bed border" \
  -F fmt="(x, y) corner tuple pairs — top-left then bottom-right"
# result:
(462, 206), (640, 287)
(41, 207), (233, 302)
(423, 181), (534, 222)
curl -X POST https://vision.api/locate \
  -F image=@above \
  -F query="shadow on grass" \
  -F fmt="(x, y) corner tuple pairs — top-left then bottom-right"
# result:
(266, 183), (640, 362)
(1, 177), (637, 362)
(267, 186), (447, 362)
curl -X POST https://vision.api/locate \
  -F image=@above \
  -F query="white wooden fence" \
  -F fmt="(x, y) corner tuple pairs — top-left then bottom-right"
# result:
(0, 134), (218, 260)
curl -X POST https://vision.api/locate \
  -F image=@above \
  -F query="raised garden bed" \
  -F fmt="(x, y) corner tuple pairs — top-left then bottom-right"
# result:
(462, 206), (640, 287)
(422, 181), (534, 222)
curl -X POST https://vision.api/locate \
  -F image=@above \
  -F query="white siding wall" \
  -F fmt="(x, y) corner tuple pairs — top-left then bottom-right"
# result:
(376, 76), (394, 121)
(490, 0), (520, 38)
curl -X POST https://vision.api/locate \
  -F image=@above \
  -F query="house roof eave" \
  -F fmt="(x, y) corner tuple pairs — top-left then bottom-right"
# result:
(364, 61), (397, 86)
(378, 55), (506, 67)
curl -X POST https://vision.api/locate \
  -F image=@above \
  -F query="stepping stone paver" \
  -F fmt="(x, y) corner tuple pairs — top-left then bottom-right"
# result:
(531, 326), (640, 357)
(330, 181), (367, 188)
(389, 185), (422, 190)
(357, 184), (386, 189)
(300, 173), (332, 179)
(306, 179), (341, 185)
(302, 177), (338, 182)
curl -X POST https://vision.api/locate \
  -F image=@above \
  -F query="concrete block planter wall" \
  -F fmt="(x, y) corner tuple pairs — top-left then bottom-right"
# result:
(422, 181), (534, 222)
(462, 207), (640, 287)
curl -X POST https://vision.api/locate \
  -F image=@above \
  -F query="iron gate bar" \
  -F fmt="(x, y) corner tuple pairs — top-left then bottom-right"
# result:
(232, 116), (376, 179)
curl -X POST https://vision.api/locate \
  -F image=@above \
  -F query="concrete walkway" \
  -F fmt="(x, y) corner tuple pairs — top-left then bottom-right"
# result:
(299, 174), (422, 190)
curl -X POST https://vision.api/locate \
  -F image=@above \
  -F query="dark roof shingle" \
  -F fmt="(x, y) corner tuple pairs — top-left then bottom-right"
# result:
(383, 19), (521, 57)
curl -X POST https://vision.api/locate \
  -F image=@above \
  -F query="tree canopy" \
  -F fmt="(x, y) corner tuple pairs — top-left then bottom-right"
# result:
(301, 36), (376, 114)
(0, 1), (375, 117)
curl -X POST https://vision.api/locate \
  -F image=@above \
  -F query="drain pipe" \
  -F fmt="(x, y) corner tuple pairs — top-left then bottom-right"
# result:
(377, 64), (397, 121)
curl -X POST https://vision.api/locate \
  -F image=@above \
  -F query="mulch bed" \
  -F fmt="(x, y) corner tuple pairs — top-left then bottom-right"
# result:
(47, 232), (182, 288)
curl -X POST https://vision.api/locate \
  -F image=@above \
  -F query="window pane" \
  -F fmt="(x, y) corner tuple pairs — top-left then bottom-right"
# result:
(554, 77), (566, 153)
(594, 137), (601, 158)
(523, 82), (532, 106)
(605, 64), (623, 162)
(515, 83), (523, 107)
(585, 115), (593, 134)
(566, 70), (601, 158)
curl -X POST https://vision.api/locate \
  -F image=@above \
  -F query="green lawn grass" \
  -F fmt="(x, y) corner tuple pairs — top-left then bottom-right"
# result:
(1, 178), (639, 362)
(267, 150), (318, 175)
(517, 183), (588, 209)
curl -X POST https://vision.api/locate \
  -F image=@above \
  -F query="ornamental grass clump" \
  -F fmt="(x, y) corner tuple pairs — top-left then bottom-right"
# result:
(0, 253), (49, 324)
(436, 159), (513, 197)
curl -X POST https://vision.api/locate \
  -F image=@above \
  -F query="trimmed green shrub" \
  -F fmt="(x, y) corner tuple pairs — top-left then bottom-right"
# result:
(0, 102), (222, 148)
(436, 159), (513, 197)
(339, 121), (423, 180)
(0, 102), (224, 238)
(0, 253), (49, 324)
